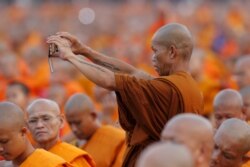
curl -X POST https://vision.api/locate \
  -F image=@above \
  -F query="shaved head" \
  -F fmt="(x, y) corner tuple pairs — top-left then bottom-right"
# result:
(234, 56), (250, 89)
(213, 89), (245, 129)
(211, 118), (250, 167)
(240, 86), (250, 121)
(64, 93), (99, 140)
(136, 142), (194, 167)
(161, 113), (213, 167)
(152, 23), (193, 60)
(0, 102), (25, 131)
(27, 98), (60, 115)
(64, 93), (95, 115)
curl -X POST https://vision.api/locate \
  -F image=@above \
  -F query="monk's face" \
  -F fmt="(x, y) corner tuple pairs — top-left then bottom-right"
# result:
(234, 63), (250, 89)
(214, 106), (244, 129)
(6, 85), (27, 110)
(210, 132), (244, 167)
(0, 127), (26, 161)
(66, 110), (95, 140)
(27, 107), (62, 143)
(151, 40), (173, 76)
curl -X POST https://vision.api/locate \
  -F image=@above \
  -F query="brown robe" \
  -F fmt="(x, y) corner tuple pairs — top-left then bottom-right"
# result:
(115, 71), (203, 167)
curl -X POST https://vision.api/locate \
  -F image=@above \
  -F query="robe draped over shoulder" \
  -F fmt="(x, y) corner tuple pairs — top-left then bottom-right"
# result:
(115, 71), (203, 167)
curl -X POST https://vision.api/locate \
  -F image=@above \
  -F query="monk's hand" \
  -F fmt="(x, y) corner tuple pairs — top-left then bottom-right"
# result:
(55, 32), (90, 55)
(47, 35), (74, 60)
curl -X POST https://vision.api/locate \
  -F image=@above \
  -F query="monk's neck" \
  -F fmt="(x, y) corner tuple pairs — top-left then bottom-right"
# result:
(38, 137), (59, 150)
(13, 140), (35, 166)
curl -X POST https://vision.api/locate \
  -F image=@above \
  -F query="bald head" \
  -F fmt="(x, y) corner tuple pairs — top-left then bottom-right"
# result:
(136, 142), (194, 167)
(64, 93), (99, 139)
(213, 89), (245, 129)
(216, 118), (250, 154)
(211, 118), (250, 167)
(234, 56), (250, 89)
(27, 98), (60, 116)
(152, 23), (194, 60)
(161, 113), (213, 167)
(0, 102), (25, 131)
(65, 93), (95, 115)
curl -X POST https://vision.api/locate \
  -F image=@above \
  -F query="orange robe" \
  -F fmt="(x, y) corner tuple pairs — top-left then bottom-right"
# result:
(82, 125), (126, 167)
(242, 161), (250, 167)
(49, 141), (95, 167)
(20, 149), (72, 167)
(115, 71), (203, 167)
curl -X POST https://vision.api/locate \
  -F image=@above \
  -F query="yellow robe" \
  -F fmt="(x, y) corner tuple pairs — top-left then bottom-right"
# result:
(20, 149), (72, 167)
(49, 141), (95, 167)
(82, 126), (126, 167)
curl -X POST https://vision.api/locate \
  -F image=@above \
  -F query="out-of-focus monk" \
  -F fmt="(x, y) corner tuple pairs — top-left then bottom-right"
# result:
(161, 113), (213, 167)
(136, 142), (194, 167)
(210, 118), (250, 167)
(213, 89), (245, 129)
(26, 99), (95, 167)
(0, 101), (72, 167)
(5, 81), (30, 110)
(240, 86), (250, 123)
(234, 56), (250, 89)
(64, 93), (126, 167)
(48, 23), (203, 167)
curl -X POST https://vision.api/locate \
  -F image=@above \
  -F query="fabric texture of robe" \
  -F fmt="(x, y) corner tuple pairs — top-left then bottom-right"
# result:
(115, 71), (203, 167)
(49, 141), (95, 167)
(20, 149), (72, 167)
(82, 125), (126, 167)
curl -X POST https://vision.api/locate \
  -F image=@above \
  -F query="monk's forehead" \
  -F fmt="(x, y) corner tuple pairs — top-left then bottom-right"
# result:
(27, 101), (59, 116)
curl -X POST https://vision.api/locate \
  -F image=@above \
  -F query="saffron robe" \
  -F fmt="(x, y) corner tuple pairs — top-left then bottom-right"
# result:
(82, 125), (126, 167)
(49, 141), (95, 167)
(115, 71), (203, 167)
(19, 149), (72, 167)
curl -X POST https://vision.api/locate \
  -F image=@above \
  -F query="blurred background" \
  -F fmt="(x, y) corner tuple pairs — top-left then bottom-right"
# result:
(0, 0), (250, 131)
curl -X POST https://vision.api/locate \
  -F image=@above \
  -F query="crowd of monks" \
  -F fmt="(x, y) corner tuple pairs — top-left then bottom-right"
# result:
(1, 0), (250, 167)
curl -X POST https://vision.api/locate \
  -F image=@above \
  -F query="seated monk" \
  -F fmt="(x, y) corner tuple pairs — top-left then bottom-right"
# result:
(64, 93), (126, 167)
(0, 101), (72, 167)
(210, 118), (250, 167)
(213, 89), (246, 129)
(26, 99), (95, 167)
(136, 142), (194, 167)
(161, 113), (214, 167)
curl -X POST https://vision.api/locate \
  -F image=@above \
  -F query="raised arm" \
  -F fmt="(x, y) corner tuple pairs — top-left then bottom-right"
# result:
(56, 32), (153, 80)
(47, 36), (117, 90)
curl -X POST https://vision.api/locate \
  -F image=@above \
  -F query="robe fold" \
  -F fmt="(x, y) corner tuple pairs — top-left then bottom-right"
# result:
(115, 71), (203, 167)
(20, 149), (72, 167)
(82, 125), (126, 167)
(49, 141), (95, 167)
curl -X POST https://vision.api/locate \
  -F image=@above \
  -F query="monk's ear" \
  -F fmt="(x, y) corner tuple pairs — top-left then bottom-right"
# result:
(168, 45), (177, 59)
(241, 106), (247, 121)
(90, 112), (97, 120)
(58, 114), (65, 129)
(20, 127), (28, 136)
